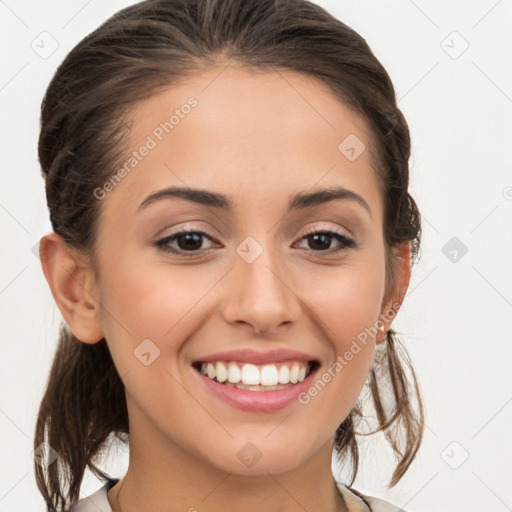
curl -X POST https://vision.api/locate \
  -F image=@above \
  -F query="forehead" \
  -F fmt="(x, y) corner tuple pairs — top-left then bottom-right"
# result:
(102, 64), (383, 220)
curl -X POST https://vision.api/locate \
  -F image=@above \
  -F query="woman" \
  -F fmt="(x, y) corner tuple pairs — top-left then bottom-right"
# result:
(34, 0), (424, 510)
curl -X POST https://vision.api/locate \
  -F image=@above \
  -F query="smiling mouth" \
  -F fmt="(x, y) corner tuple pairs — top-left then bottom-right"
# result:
(192, 360), (320, 391)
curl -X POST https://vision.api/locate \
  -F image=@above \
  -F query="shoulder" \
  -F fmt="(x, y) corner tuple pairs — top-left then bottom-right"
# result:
(363, 494), (408, 512)
(70, 479), (118, 512)
(336, 481), (408, 512)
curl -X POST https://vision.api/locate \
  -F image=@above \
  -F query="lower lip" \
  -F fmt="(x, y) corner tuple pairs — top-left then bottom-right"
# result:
(193, 365), (319, 412)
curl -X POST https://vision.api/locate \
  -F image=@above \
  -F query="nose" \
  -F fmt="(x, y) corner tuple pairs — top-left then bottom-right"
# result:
(220, 245), (302, 336)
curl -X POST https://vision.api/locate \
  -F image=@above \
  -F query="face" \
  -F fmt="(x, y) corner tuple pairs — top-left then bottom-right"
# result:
(91, 64), (394, 475)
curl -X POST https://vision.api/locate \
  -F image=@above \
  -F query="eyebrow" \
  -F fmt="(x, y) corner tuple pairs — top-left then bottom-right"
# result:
(137, 185), (372, 218)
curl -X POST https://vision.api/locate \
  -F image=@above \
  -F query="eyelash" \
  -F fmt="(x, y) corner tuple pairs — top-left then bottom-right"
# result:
(154, 226), (358, 257)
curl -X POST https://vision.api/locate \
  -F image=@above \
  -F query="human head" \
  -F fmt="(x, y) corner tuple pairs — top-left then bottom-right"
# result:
(34, 1), (424, 510)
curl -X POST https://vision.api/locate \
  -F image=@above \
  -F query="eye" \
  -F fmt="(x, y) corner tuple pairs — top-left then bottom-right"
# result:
(295, 227), (357, 254)
(155, 227), (218, 256)
(154, 225), (358, 257)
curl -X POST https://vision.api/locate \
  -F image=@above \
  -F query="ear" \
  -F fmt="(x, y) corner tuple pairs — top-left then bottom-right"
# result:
(376, 241), (411, 344)
(39, 231), (104, 344)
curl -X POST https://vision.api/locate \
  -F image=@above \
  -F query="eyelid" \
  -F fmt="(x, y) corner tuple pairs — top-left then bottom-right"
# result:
(299, 223), (349, 238)
(298, 220), (355, 239)
(154, 226), (218, 254)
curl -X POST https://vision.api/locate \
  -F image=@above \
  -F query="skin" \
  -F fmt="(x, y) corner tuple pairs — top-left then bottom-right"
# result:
(40, 63), (410, 512)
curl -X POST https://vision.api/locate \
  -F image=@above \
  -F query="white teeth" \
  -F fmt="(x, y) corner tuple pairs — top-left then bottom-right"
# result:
(242, 363), (261, 386)
(223, 382), (292, 391)
(261, 365), (279, 386)
(278, 364), (290, 384)
(290, 364), (299, 384)
(241, 363), (260, 385)
(227, 362), (241, 383)
(198, 360), (312, 387)
(216, 361), (228, 383)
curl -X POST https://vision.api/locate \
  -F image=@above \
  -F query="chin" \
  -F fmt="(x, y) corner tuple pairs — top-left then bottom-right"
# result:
(202, 439), (310, 476)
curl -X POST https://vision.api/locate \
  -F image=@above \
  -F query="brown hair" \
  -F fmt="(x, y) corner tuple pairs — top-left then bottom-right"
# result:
(35, 0), (424, 510)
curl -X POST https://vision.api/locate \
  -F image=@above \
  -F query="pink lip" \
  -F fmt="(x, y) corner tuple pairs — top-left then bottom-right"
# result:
(193, 364), (320, 413)
(192, 348), (319, 365)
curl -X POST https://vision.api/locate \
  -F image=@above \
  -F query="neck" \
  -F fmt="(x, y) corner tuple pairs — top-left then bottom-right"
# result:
(110, 399), (348, 512)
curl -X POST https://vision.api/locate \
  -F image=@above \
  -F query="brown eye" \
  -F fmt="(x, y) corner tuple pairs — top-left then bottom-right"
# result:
(155, 228), (217, 255)
(296, 228), (357, 254)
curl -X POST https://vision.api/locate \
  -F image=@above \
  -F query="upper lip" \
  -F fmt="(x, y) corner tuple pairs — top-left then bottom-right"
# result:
(192, 348), (319, 366)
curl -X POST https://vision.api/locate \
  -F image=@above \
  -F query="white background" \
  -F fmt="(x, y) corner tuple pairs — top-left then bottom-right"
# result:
(1, 1), (511, 511)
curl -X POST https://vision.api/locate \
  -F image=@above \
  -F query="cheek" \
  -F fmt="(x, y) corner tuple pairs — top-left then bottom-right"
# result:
(304, 256), (385, 347)
(297, 257), (385, 413)
(98, 258), (219, 363)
